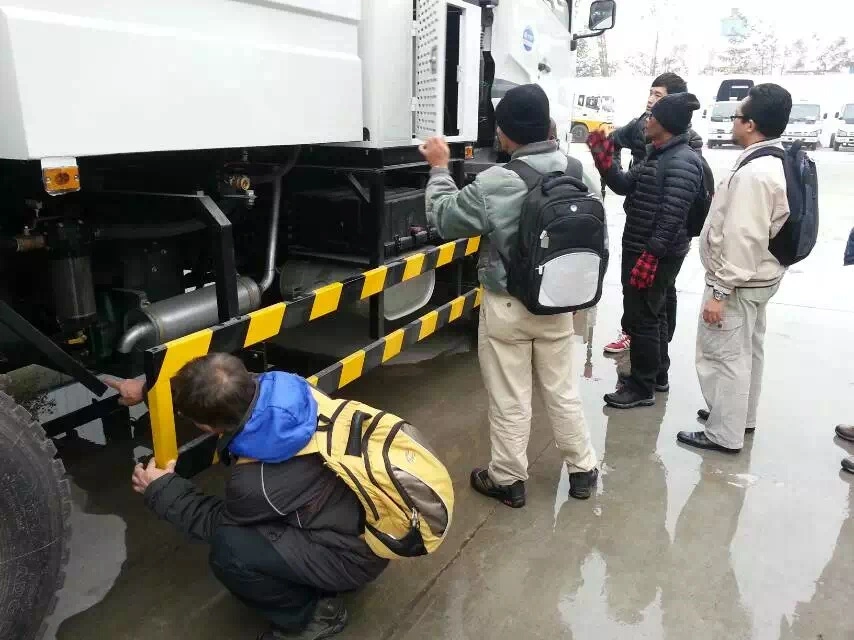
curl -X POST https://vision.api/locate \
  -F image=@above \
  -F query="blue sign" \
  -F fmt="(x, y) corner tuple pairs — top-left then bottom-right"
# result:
(523, 26), (534, 52)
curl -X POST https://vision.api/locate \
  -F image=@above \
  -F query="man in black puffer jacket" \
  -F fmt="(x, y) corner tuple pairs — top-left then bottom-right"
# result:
(604, 73), (704, 356)
(598, 93), (704, 409)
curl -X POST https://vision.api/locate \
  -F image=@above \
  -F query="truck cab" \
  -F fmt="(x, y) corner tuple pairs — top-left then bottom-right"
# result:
(783, 102), (822, 150)
(570, 93), (615, 142)
(706, 101), (738, 148)
(829, 104), (854, 151)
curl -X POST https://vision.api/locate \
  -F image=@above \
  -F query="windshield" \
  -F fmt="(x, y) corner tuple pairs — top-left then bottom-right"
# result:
(842, 104), (854, 120)
(711, 102), (738, 121)
(789, 104), (821, 123)
(601, 96), (615, 112)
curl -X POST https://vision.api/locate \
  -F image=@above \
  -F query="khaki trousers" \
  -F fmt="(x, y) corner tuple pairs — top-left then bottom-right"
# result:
(478, 290), (597, 484)
(696, 283), (779, 449)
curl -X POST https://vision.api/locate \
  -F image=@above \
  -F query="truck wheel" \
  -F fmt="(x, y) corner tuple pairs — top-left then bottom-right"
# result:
(570, 123), (589, 143)
(0, 392), (71, 640)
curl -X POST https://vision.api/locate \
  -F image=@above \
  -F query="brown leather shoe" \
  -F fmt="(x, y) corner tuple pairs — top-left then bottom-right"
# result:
(835, 425), (854, 443)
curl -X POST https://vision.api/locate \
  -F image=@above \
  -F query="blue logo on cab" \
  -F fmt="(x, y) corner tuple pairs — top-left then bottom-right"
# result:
(523, 26), (535, 52)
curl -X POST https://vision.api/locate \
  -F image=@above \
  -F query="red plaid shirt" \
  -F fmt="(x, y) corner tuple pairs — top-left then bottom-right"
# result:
(630, 251), (659, 289)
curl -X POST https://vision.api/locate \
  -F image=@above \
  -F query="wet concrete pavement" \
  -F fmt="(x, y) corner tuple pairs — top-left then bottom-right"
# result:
(44, 147), (854, 639)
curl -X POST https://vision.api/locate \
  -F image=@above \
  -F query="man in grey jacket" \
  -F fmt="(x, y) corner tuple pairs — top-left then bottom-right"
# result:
(419, 84), (598, 506)
(679, 84), (793, 453)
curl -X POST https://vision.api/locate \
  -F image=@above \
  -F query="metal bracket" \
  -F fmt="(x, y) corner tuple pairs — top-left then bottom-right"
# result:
(0, 300), (107, 396)
(344, 173), (370, 205)
(196, 194), (240, 323)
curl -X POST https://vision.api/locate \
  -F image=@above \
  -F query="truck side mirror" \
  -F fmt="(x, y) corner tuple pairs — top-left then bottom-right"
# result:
(702, 110), (707, 119)
(823, 113), (828, 120)
(589, 0), (616, 31)
(836, 112), (840, 118)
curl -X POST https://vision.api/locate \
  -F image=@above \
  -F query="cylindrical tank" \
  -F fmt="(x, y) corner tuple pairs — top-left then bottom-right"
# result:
(47, 222), (96, 330)
(49, 256), (97, 328)
(118, 276), (261, 352)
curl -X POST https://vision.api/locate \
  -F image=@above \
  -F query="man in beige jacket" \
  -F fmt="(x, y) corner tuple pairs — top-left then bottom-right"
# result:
(678, 83), (793, 453)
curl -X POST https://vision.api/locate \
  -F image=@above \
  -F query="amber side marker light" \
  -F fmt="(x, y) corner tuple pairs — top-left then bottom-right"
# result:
(41, 157), (81, 196)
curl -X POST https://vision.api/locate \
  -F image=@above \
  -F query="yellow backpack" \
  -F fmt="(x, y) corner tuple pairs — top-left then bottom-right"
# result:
(297, 388), (454, 560)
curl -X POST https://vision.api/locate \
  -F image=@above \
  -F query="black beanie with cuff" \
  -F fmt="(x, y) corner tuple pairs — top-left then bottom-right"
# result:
(495, 84), (550, 145)
(651, 92), (701, 135)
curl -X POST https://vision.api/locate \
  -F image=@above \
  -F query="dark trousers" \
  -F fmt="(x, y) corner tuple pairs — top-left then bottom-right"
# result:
(209, 525), (321, 632)
(620, 251), (685, 396)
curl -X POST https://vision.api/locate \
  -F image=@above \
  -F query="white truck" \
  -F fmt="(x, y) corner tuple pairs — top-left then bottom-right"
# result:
(0, 2), (615, 638)
(705, 101), (739, 149)
(783, 102), (823, 150)
(829, 103), (854, 151)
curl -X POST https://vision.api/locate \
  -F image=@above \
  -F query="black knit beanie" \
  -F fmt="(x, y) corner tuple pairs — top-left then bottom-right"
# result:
(495, 84), (550, 145)
(651, 92), (701, 135)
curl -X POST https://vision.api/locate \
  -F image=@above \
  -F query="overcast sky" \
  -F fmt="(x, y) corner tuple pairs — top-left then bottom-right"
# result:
(597, 0), (854, 72)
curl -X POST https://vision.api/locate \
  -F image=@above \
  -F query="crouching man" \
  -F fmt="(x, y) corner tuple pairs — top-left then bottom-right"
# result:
(108, 353), (388, 640)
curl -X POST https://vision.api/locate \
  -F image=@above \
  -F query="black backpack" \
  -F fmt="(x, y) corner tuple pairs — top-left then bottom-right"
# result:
(733, 141), (818, 266)
(504, 159), (608, 315)
(656, 147), (714, 237)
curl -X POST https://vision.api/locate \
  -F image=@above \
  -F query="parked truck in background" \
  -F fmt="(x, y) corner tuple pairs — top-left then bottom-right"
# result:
(829, 103), (854, 151)
(783, 102), (823, 150)
(704, 101), (739, 148)
(0, 2), (615, 638)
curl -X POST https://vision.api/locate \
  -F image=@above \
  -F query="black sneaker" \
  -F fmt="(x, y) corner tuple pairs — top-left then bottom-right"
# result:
(655, 374), (670, 393)
(604, 388), (655, 409)
(470, 468), (525, 508)
(842, 456), (854, 474)
(569, 468), (599, 500)
(258, 598), (348, 640)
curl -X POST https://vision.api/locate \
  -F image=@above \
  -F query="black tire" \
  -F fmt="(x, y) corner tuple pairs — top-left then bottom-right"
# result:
(0, 391), (71, 640)
(707, 141), (717, 149)
(570, 123), (589, 143)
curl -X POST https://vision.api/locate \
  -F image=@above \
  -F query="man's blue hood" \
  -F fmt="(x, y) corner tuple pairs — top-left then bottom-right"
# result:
(225, 372), (317, 463)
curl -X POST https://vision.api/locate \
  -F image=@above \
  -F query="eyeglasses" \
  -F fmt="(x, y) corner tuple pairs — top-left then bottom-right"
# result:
(730, 114), (751, 122)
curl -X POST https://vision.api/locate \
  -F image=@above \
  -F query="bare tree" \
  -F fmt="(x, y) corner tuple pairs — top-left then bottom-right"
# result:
(660, 44), (688, 74)
(814, 37), (852, 72)
(597, 32), (612, 77)
(783, 39), (809, 73)
(575, 37), (601, 77)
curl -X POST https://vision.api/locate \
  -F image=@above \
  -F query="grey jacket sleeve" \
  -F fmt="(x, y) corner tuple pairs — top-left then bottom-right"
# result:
(425, 168), (493, 239)
(647, 156), (702, 257)
(143, 473), (226, 543)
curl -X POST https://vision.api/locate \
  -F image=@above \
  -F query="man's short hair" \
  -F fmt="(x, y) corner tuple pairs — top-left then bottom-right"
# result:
(651, 73), (687, 95)
(743, 83), (793, 139)
(172, 353), (257, 431)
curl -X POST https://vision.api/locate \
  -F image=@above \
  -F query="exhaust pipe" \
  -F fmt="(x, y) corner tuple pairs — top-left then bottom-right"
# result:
(117, 276), (261, 353)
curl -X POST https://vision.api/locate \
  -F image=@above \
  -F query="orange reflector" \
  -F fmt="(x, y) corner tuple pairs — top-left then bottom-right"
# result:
(464, 145), (474, 160)
(42, 166), (80, 196)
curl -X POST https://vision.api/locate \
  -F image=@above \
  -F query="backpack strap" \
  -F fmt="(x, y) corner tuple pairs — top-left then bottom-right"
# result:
(506, 157), (588, 193)
(505, 158), (544, 191)
(736, 146), (786, 171)
(729, 144), (788, 187)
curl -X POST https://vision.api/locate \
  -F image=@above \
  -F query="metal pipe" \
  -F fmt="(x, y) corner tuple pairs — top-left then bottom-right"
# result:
(258, 147), (300, 292)
(259, 176), (282, 293)
(117, 276), (261, 353)
(116, 323), (156, 355)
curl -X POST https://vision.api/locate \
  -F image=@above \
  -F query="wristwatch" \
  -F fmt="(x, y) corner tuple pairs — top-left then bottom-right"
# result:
(712, 289), (729, 301)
